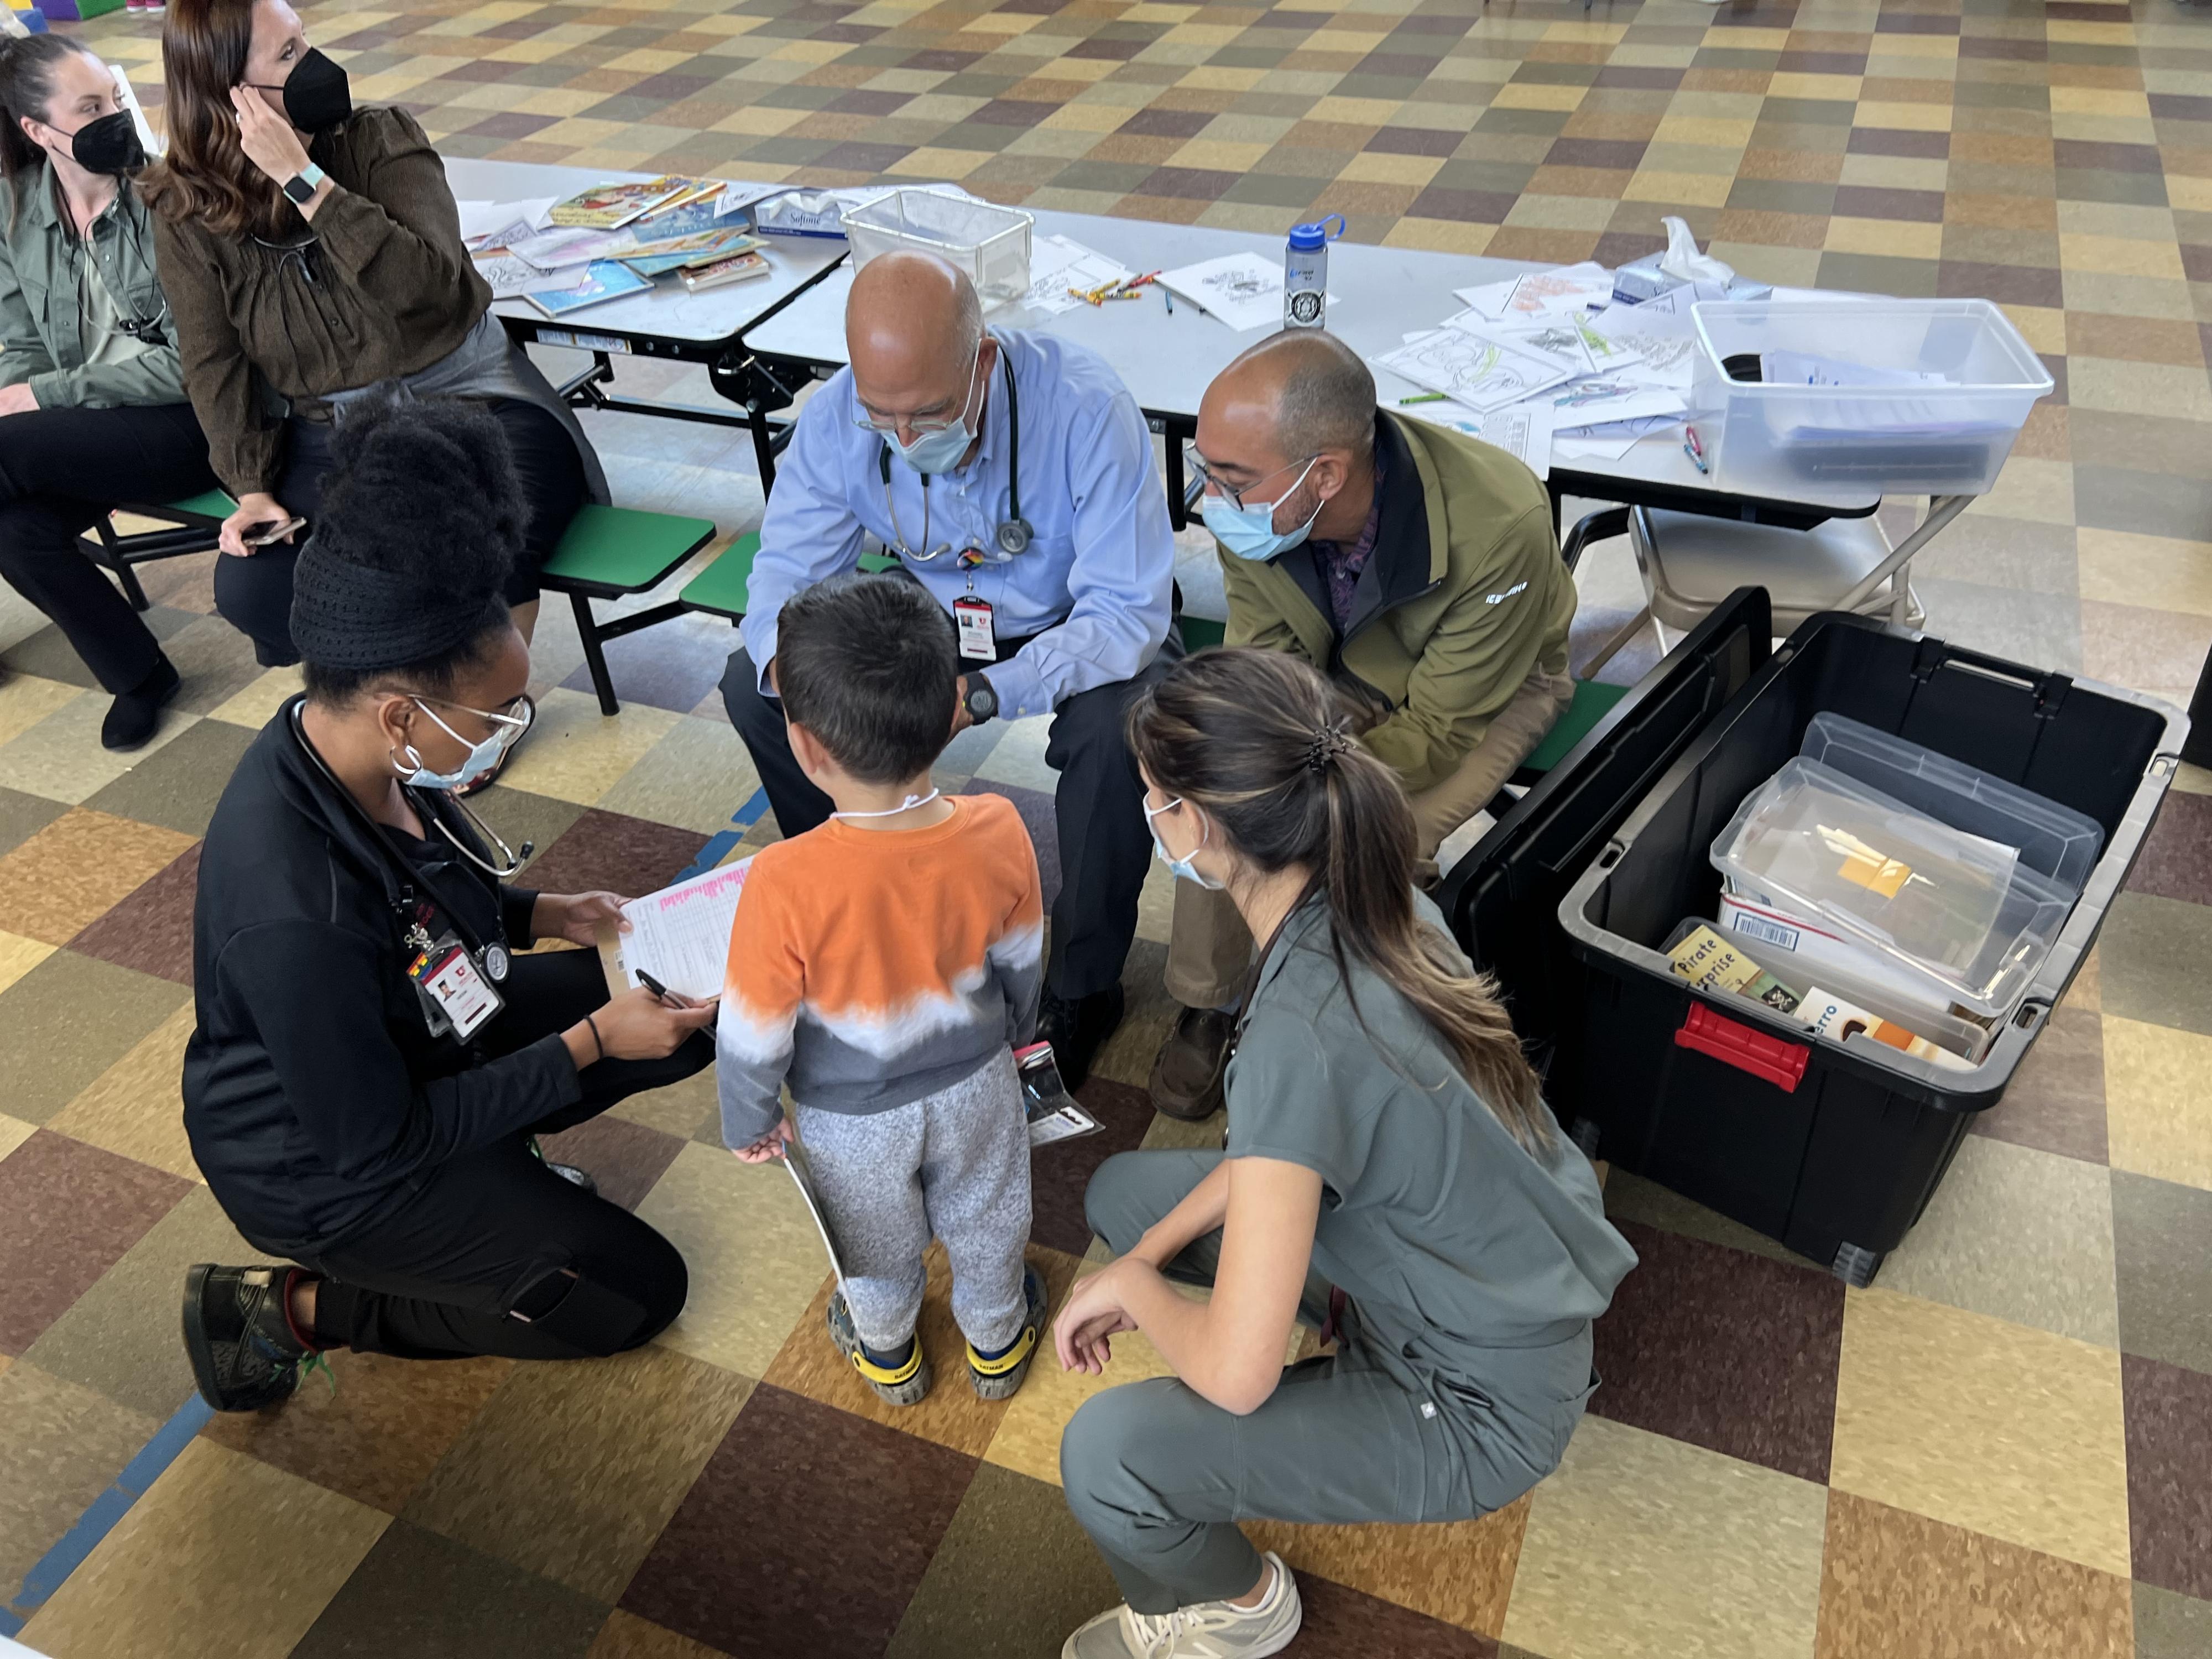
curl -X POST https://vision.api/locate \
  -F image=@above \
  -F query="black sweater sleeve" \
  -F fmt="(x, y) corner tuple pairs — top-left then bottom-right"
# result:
(217, 917), (581, 1183)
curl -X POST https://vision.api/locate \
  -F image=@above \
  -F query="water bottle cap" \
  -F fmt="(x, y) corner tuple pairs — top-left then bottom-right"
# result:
(1287, 213), (1346, 251)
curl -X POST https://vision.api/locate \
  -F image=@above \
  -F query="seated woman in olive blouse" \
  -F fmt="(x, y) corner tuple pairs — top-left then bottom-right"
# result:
(142, 0), (603, 679)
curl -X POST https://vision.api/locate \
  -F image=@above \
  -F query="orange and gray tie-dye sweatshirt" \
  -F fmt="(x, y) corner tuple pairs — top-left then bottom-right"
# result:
(716, 794), (1045, 1146)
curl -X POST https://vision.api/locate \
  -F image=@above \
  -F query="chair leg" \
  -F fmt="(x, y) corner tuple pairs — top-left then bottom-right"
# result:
(90, 520), (153, 612)
(568, 591), (620, 717)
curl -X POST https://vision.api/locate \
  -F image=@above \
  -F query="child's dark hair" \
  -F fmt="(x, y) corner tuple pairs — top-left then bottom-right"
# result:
(296, 399), (523, 705)
(776, 573), (959, 785)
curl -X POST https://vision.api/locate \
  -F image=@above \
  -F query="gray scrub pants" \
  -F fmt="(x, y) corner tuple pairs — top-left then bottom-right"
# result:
(1061, 1150), (1597, 1615)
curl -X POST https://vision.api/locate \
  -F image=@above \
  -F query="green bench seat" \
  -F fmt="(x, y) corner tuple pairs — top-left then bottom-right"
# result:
(84, 490), (242, 611)
(536, 504), (718, 715)
(679, 538), (900, 623)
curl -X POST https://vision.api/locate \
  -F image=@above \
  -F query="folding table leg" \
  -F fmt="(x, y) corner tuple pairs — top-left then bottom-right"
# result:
(568, 591), (620, 716)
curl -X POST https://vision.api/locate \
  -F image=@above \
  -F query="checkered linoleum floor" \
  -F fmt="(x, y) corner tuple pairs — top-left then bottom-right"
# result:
(0, 0), (2209, 1652)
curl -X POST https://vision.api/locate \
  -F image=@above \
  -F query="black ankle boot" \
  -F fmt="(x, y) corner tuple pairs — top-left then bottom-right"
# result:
(101, 656), (179, 752)
(181, 1264), (315, 1412)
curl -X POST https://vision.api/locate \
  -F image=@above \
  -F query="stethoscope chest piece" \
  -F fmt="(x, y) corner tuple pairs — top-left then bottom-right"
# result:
(483, 942), (510, 983)
(995, 516), (1032, 556)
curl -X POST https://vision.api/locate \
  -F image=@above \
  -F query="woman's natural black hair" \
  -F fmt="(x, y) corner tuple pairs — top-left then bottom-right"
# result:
(299, 398), (523, 705)
(1128, 647), (1553, 1154)
(0, 35), (103, 228)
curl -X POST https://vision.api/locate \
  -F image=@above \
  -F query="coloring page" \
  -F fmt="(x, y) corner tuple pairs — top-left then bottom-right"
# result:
(1160, 253), (1287, 332)
(1375, 329), (1574, 413)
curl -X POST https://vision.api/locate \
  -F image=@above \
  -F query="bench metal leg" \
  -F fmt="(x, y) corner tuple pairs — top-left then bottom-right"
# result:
(91, 520), (153, 612)
(568, 591), (620, 717)
(1833, 494), (1971, 614)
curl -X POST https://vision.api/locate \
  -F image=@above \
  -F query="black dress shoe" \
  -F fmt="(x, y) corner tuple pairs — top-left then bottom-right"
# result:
(1149, 1005), (1236, 1121)
(101, 656), (179, 751)
(1037, 983), (1125, 1092)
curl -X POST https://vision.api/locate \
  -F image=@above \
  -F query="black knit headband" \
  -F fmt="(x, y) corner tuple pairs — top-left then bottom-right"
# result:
(289, 538), (500, 671)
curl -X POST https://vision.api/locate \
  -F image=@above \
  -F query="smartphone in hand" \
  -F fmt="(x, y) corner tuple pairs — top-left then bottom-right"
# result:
(241, 515), (306, 547)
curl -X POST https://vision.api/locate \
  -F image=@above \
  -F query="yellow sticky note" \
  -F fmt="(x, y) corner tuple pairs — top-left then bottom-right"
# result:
(1839, 851), (1913, 899)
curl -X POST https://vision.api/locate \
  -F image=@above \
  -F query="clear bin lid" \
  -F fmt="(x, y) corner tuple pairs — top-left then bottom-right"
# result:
(1711, 757), (2072, 1017)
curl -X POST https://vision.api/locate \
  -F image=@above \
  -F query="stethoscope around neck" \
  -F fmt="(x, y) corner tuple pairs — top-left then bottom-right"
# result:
(875, 341), (1032, 565)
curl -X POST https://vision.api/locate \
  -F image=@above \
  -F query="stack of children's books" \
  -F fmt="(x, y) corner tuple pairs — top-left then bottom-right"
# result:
(468, 177), (773, 313)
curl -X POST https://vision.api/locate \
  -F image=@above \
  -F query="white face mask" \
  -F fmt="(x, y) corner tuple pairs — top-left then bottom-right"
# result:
(1144, 795), (1224, 890)
(395, 698), (526, 792)
(832, 788), (941, 821)
(886, 351), (984, 475)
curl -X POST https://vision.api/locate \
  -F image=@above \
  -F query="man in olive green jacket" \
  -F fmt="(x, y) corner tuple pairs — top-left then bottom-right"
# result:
(1151, 330), (1575, 1118)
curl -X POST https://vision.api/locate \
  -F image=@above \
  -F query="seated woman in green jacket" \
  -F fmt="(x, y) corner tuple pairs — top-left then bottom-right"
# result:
(0, 35), (218, 749)
(141, 0), (602, 693)
(1053, 646), (1635, 1659)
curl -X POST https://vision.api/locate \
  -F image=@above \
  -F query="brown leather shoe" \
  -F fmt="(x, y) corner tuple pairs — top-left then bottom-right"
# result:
(1149, 1005), (1237, 1121)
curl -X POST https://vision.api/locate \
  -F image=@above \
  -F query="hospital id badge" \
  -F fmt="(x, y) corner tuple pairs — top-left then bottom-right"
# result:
(953, 596), (995, 662)
(408, 933), (504, 1041)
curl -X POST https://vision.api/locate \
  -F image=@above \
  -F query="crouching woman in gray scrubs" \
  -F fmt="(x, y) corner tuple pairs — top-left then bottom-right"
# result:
(1053, 646), (1638, 1659)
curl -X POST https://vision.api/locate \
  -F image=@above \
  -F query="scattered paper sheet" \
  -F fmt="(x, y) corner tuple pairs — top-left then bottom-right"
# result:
(1588, 302), (1702, 390)
(1401, 397), (1553, 478)
(473, 253), (582, 300)
(1375, 328), (1574, 414)
(1018, 233), (1136, 316)
(458, 196), (557, 246)
(1455, 261), (1612, 320)
(1159, 253), (1292, 332)
(595, 857), (752, 1000)
(507, 225), (634, 269)
(1543, 379), (1687, 431)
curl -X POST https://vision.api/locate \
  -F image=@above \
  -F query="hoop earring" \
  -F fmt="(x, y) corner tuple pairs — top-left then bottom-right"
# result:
(389, 744), (423, 779)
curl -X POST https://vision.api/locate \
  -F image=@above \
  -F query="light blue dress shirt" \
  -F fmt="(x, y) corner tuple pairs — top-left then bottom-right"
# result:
(738, 328), (1176, 721)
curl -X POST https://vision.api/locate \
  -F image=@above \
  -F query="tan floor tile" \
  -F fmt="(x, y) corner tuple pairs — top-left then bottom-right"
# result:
(0, 694), (199, 806)
(763, 1243), (1079, 1459)
(2068, 358), (2212, 423)
(405, 1343), (752, 1601)
(0, 808), (196, 947)
(594, 715), (761, 836)
(1501, 1415), (1828, 1659)
(47, 1003), (203, 1183)
(1815, 1491), (2135, 1659)
(1829, 1288), (2130, 1577)
(1874, 1134), (2119, 1347)
(0, 1110), (32, 1164)
(1825, 216), (1945, 259)
(0, 929), (53, 997)
(2060, 231), (2188, 279)
(2104, 1015), (2212, 1193)
(635, 1139), (830, 1377)
(1966, 455), (2075, 526)
(495, 687), (681, 808)
(1621, 169), (1734, 207)
(969, 712), (1060, 793)
(588, 1610), (731, 1658)
(984, 1262), (1178, 1487)
(1855, 99), (1952, 131)
(1251, 1494), (1530, 1635)
(0, 675), (82, 750)
(203, 667), (306, 729)
(203, 1350), (513, 1517)
(2078, 529), (2212, 618)
(20, 1438), (387, 1659)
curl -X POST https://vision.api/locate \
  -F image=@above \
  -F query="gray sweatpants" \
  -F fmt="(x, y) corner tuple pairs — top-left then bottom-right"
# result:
(1060, 1150), (1598, 1615)
(793, 1048), (1031, 1355)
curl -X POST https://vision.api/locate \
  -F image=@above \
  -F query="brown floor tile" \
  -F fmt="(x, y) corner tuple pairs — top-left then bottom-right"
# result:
(0, 1130), (187, 1356)
(760, 1242), (1078, 1460)
(2127, 791), (2212, 907)
(1031, 1077), (1159, 1256)
(203, 1350), (514, 1516)
(404, 1343), (752, 1602)
(1814, 1491), (2133, 1659)
(621, 1384), (978, 1658)
(0, 808), (196, 948)
(1483, 226), (1602, 264)
(536, 1113), (687, 1213)
(1294, 1575), (1505, 1656)
(292, 1519), (607, 1659)
(1741, 145), (1848, 181)
(1971, 1004), (2107, 1164)
(1715, 206), (1831, 246)
(68, 842), (200, 987)
(2126, 1353), (2212, 1599)
(521, 808), (712, 901)
(1249, 1494), (1528, 1635)
(0, 1361), (160, 1625)
(2068, 311), (2209, 367)
(1589, 1221), (1845, 1483)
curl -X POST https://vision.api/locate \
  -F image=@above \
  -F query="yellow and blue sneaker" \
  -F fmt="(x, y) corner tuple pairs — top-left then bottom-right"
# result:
(967, 1266), (1049, 1401)
(826, 1292), (932, 1406)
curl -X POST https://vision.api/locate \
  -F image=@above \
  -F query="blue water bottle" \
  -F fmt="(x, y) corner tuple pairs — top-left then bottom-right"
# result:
(1283, 213), (1345, 330)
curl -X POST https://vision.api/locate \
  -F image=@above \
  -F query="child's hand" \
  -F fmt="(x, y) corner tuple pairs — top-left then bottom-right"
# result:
(732, 1120), (793, 1164)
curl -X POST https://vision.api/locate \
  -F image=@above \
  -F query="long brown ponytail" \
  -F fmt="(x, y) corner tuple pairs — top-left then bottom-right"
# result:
(1129, 647), (1553, 1154)
(0, 35), (101, 228)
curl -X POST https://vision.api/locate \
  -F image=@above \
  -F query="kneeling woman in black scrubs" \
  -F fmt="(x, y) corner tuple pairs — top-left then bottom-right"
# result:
(180, 400), (715, 1413)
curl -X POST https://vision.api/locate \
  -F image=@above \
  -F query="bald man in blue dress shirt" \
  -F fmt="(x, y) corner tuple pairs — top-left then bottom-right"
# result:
(721, 251), (1180, 1086)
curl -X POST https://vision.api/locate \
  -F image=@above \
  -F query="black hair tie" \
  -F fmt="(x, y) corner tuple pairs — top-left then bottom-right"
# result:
(1305, 722), (1353, 773)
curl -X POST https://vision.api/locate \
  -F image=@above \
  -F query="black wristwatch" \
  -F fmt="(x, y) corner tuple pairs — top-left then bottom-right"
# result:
(282, 163), (327, 205)
(963, 673), (999, 725)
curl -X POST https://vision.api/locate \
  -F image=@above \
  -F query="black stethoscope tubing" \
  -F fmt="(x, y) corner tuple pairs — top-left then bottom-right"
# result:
(875, 340), (1033, 561)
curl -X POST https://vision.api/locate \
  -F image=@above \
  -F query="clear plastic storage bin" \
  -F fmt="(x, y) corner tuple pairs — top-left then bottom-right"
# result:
(1689, 300), (2052, 503)
(1712, 757), (2072, 1018)
(1800, 713), (2104, 894)
(841, 190), (1034, 307)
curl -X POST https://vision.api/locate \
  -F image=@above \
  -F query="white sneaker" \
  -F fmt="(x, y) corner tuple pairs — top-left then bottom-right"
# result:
(1062, 1553), (1302, 1658)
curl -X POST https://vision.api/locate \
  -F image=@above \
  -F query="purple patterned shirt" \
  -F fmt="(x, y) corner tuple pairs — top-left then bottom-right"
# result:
(1306, 452), (1385, 635)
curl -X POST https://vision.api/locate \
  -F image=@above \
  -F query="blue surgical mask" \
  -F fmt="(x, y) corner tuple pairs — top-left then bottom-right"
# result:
(1201, 457), (1323, 562)
(1144, 795), (1224, 890)
(888, 352), (984, 476)
(398, 700), (523, 792)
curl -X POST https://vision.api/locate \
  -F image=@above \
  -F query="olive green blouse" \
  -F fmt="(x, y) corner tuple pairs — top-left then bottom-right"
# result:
(150, 106), (493, 497)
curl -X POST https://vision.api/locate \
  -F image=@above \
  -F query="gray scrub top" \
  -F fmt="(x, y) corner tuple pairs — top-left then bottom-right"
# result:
(1225, 893), (1639, 1410)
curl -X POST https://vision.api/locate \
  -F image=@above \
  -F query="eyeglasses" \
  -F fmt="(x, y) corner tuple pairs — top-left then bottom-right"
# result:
(851, 345), (983, 436)
(1183, 445), (1317, 513)
(421, 695), (534, 755)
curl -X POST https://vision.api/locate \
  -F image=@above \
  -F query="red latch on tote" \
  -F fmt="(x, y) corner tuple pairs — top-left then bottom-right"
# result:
(1674, 1002), (1811, 1093)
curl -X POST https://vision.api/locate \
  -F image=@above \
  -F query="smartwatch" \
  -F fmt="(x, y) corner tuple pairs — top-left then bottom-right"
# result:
(281, 162), (327, 205)
(963, 673), (999, 726)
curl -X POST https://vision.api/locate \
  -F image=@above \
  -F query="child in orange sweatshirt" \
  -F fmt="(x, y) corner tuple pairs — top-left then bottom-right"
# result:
(719, 573), (1046, 1405)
